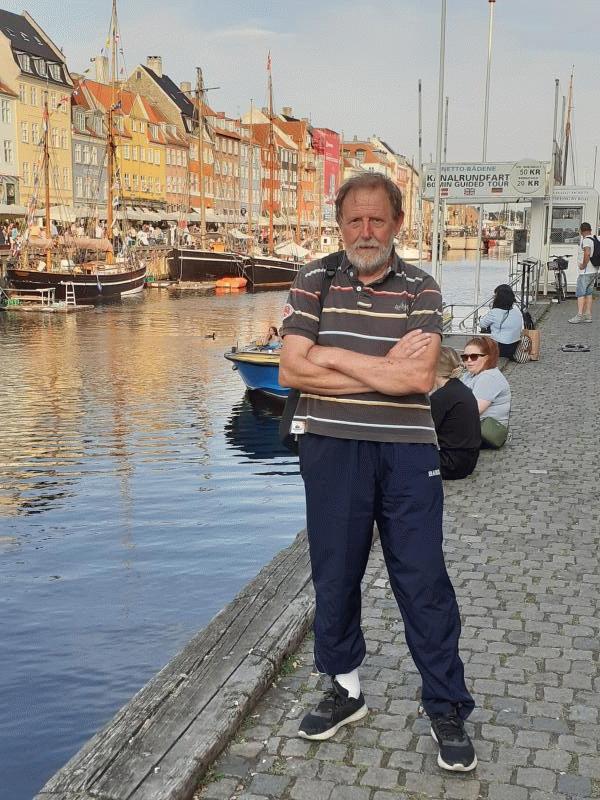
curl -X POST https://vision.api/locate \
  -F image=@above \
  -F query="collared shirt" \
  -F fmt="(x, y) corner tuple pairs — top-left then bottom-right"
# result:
(281, 252), (443, 443)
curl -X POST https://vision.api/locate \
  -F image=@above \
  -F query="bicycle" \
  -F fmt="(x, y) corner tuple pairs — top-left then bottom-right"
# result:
(547, 256), (568, 302)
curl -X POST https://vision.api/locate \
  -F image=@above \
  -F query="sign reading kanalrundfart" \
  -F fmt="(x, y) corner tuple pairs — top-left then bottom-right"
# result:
(423, 160), (549, 203)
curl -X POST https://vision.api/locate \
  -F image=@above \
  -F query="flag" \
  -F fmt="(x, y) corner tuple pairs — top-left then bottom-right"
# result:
(266, 51), (271, 71)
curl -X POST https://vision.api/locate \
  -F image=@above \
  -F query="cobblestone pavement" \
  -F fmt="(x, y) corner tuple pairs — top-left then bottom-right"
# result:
(195, 299), (600, 800)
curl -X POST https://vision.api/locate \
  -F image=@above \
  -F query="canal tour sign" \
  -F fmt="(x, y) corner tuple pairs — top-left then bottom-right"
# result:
(423, 160), (549, 203)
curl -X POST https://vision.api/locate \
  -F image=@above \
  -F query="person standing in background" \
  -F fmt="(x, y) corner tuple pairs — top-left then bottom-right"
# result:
(569, 222), (598, 323)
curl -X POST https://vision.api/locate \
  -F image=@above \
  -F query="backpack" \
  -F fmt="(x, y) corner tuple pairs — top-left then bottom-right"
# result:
(279, 251), (344, 454)
(588, 235), (600, 267)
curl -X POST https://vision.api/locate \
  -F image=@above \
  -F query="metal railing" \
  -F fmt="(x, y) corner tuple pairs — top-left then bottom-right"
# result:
(441, 256), (542, 335)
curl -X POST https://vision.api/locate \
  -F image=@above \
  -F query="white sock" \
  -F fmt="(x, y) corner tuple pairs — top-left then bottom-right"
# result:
(335, 669), (360, 699)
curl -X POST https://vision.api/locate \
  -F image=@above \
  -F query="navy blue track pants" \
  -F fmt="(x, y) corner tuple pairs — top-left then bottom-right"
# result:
(299, 434), (474, 720)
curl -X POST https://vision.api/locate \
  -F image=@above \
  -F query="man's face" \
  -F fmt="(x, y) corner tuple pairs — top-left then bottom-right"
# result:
(338, 186), (404, 279)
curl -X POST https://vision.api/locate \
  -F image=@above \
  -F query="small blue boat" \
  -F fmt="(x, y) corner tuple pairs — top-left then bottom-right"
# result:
(224, 347), (290, 400)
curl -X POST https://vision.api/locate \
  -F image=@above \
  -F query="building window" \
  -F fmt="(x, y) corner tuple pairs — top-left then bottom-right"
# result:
(30, 86), (37, 106)
(63, 167), (69, 190)
(20, 122), (28, 143)
(74, 143), (81, 162)
(165, 149), (171, 165)
(49, 64), (61, 81)
(91, 147), (98, 166)
(122, 144), (130, 159)
(22, 161), (29, 185)
(83, 145), (90, 164)
(132, 146), (138, 160)
(61, 129), (67, 149)
(1, 100), (12, 123)
(139, 147), (145, 162)
(51, 129), (59, 149)
(155, 149), (160, 165)
(3, 140), (13, 163)
(131, 119), (136, 132)
(31, 122), (39, 144)
(19, 84), (26, 103)
(36, 59), (47, 77)
(76, 176), (83, 197)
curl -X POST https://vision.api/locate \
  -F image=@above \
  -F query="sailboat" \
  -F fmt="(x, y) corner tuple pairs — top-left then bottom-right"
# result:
(167, 67), (248, 285)
(243, 53), (301, 289)
(6, 0), (146, 303)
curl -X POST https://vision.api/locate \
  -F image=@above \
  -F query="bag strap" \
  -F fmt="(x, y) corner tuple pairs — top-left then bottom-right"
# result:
(319, 250), (344, 308)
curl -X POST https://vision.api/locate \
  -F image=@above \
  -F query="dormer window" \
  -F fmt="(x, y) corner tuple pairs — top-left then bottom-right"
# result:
(17, 53), (31, 72)
(49, 64), (61, 81)
(36, 59), (47, 77)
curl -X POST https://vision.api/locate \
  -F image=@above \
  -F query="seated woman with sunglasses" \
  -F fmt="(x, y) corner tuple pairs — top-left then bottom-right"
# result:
(460, 337), (511, 448)
(430, 346), (481, 479)
(478, 284), (524, 360)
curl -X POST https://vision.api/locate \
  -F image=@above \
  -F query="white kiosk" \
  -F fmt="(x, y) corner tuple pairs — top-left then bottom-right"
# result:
(529, 187), (600, 291)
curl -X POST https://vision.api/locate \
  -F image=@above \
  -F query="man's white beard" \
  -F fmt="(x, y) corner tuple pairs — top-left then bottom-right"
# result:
(345, 237), (394, 276)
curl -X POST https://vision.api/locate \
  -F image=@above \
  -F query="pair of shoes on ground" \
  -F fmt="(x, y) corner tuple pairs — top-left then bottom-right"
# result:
(298, 678), (476, 772)
(561, 343), (590, 352)
(568, 314), (592, 323)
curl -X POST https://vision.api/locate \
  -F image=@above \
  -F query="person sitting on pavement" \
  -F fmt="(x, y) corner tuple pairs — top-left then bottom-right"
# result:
(569, 222), (598, 324)
(430, 346), (481, 479)
(479, 284), (524, 360)
(460, 336), (511, 448)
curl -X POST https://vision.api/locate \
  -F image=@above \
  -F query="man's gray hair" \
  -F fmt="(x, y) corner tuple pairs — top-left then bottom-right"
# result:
(335, 172), (403, 223)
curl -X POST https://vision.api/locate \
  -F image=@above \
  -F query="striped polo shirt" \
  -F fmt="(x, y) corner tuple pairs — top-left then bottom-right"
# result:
(281, 252), (443, 443)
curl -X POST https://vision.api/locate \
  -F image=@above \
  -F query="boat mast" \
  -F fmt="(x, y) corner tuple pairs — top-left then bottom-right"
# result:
(267, 52), (275, 256)
(562, 70), (573, 186)
(196, 67), (207, 249)
(248, 98), (253, 249)
(106, 0), (118, 263)
(295, 126), (302, 244)
(43, 93), (51, 270)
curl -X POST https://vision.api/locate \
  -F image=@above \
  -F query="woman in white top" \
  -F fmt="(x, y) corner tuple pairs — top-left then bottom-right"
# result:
(479, 284), (524, 361)
(460, 336), (511, 429)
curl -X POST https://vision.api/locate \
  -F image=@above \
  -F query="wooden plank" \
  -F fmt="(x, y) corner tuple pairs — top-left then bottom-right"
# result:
(34, 529), (314, 800)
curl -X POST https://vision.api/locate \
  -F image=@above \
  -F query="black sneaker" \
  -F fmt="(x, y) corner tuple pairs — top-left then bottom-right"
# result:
(298, 678), (367, 740)
(430, 708), (477, 771)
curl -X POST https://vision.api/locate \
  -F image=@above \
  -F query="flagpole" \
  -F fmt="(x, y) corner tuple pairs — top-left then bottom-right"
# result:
(473, 0), (496, 321)
(431, 0), (447, 288)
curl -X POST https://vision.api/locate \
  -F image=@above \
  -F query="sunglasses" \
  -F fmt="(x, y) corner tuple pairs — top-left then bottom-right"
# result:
(461, 353), (486, 362)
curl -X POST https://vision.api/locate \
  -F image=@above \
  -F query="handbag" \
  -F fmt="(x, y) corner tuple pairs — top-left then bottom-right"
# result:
(480, 416), (508, 448)
(525, 328), (540, 360)
(512, 333), (531, 363)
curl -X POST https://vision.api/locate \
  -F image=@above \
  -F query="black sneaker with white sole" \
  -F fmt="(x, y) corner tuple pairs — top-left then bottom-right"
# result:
(430, 708), (477, 771)
(298, 678), (367, 740)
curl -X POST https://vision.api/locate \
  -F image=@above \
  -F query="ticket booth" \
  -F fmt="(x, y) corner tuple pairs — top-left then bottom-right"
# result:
(529, 187), (600, 291)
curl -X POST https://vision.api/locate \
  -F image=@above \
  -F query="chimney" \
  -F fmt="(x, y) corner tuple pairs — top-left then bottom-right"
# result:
(262, 107), (269, 116)
(282, 106), (292, 117)
(146, 56), (163, 77)
(94, 55), (108, 83)
(180, 81), (192, 96)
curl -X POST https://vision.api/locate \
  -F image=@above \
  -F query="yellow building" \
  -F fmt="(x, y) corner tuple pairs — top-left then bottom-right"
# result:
(0, 10), (73, 209)
(83, 80), (167, 213)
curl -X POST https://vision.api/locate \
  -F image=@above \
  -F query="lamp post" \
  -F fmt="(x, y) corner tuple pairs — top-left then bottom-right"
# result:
(473, 0), (496, 321)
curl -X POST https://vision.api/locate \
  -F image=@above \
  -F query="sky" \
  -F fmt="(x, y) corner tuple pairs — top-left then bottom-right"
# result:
(5, 0), (600, 185)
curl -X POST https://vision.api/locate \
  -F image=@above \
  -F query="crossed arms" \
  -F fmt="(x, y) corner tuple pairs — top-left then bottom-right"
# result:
(279, 329), (441, 397)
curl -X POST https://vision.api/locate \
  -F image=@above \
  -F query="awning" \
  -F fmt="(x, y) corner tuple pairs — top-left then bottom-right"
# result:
(275, 240), (309, 258)
(0, 203), (27, 216)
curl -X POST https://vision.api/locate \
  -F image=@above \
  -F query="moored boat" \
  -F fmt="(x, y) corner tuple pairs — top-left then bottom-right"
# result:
(224, 346), (289, 399)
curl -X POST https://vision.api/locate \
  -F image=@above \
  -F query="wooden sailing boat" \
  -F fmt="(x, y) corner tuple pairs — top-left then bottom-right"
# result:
(7, 0), (146, 302)
(166, 67), (248, 284)
(243, 52), (301, 289)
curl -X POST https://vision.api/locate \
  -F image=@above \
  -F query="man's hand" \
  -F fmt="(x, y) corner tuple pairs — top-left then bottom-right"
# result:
(387, 329), (432, 360)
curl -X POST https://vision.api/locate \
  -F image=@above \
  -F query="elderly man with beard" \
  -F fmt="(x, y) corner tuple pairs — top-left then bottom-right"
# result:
(279, 173), (476, 772)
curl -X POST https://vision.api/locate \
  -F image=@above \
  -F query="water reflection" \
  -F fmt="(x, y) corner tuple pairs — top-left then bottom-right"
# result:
(225, 390), (289, 461)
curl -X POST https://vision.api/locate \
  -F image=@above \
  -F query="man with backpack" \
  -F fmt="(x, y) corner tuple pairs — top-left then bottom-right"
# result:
(279, 173), (476, 772)
(569, 222), (599, 323)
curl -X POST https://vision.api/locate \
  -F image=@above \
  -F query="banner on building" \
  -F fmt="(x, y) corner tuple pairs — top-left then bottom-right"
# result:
(423, 160), (549, 203)
(313, 128), (340, 222)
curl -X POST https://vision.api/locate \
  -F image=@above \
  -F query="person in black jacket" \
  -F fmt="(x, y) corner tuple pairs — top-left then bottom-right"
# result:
(430, 346), (481, 479)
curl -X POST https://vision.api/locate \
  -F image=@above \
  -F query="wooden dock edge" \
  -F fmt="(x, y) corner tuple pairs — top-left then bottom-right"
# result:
(34, 528), (315, 800)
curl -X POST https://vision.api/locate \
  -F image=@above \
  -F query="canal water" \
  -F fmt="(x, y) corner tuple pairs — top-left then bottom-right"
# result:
(0, 255), (508, 800)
